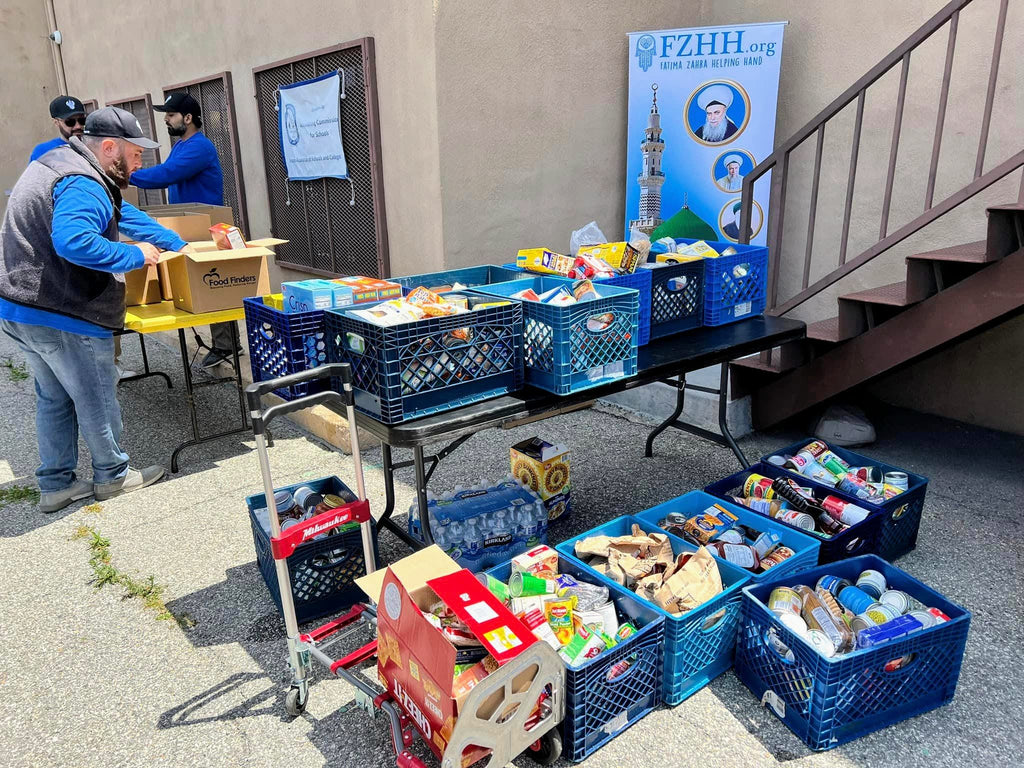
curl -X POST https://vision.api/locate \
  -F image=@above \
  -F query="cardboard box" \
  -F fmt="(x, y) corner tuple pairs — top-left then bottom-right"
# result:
(123, 263), (163, 306)
(356, 546), (536, 764)
(158, 246), (272, 314)
(141, 202), (235, 227)
(577, 241), (643, 273)
(282, 280), (335, 313)
(511, 438), (570, 521)
(154, 213), (216, 243)
(516, 248), (573, 276)
(209, 223), (247, 250)
(331, 276), (403, 304)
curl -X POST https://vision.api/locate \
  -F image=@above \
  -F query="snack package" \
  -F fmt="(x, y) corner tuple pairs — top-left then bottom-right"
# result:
(682, 504), (741, 545)
(516, 248), (574, 276)
(451, 655), (499, 699)
(572, 278), (598, 302)
(653, 546), (723, 615)
(511, 288), (542, 302)
(544, 596), (576, 645)
(577, 242), (643, 274)
(676, 240), (720, 259)
(653, 253), (703, 264)
(511, 545), (559, 578)
(558, 624), (606, 666)
(209, 223), (247, 250)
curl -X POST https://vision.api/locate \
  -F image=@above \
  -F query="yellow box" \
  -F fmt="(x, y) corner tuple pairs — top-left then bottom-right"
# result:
(675, 240), (720, 259)
(515, 248), (574, 276)
(654, 252), (704, 264)
(266, 293), (284, 311)
(577, 242), (643, 273)
(511, 437), (570, 521)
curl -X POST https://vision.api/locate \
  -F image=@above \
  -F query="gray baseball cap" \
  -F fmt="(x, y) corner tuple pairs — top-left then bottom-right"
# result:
(82, 107), (160, 149)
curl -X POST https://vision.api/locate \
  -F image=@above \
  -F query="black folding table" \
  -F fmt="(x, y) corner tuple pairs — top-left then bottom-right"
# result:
(328, 315), (805, 551)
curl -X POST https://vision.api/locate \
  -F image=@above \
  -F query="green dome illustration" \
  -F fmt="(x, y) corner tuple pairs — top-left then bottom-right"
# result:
(652, 204), (717, 242)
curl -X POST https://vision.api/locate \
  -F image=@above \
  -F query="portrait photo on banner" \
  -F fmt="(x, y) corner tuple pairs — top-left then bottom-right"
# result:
(685, 80), (750, 146)
(712, 149), (755, 193)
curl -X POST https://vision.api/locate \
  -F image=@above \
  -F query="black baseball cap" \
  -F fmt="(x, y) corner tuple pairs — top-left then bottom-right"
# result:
(50, 95), (85, 120)
(154, 92), (201, 119)
(82, 107), (161, 149)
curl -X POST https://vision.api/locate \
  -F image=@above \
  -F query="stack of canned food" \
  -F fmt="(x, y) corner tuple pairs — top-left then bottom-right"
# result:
(251, 485), (360, 539)
(766, 568), (951, 666)
(766, 439), (910, 504)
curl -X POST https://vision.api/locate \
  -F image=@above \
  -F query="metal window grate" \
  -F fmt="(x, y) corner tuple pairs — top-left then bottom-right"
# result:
(82, 99), (98, 114)
(163, 72), (249, 235)
(253, 39), (390, 278)
(106, 94), (165, 207)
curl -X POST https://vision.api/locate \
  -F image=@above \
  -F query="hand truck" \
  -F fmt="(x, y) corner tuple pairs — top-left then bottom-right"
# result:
(246, 364), (566, 767)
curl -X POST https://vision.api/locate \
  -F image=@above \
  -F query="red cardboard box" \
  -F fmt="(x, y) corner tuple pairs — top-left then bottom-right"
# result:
(357, 547), (537, 764)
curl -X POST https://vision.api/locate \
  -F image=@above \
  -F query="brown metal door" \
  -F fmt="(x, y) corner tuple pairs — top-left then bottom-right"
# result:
(106, 94), (165, 207)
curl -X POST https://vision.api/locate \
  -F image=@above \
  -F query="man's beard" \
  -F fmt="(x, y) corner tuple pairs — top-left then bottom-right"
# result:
(59, 125), (83, 141)
(702, 118), (728, 142)
(106, 152), (131, 188)
(167, 123), (186, 137)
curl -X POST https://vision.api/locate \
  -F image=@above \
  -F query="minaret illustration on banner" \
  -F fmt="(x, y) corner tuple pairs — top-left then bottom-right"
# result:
(629, 83), (665, 235)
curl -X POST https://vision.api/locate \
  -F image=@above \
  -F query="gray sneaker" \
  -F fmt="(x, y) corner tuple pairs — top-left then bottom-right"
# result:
(39, 478), (94, 514)
(94, 466), (166, 501)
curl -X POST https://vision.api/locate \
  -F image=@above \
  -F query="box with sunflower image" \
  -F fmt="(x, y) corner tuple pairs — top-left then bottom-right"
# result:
(511, 437), (571, 522)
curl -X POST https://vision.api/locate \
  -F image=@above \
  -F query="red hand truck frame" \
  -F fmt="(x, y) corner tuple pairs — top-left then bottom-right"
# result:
(245, 364), (565, 767)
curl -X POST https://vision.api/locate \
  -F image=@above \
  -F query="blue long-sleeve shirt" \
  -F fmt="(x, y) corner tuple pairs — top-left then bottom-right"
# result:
(29, 137), (68, 163)
(0, 176), (187, 337)
(129, 132), (224, 206)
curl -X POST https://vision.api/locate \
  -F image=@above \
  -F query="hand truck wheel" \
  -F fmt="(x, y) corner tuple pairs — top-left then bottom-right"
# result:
(525, 728), (562, 765)
(285, 685), (307, 717)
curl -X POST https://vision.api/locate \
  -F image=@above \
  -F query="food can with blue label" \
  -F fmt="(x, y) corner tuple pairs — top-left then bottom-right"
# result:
(837, 585), (876, 615)
(816, 575), (852, 597)
(856, 569), (887, 598)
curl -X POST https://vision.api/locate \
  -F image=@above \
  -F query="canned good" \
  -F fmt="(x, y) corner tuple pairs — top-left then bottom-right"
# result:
(926, 607), (951, 624)
(765, 455), (787, 468)
(743, 474), (776, 499)
(907, 609), (936, 629)
(884, 654), (915, 672)
(884, 471), (909, 490)
(879, 589), (911, 615)
(818, 450), (851, 477)
(816, 575), (852, 597)
(801, 440), (829, 458)
(822, 495), (870, 526)
(848, 466), (884, 484)
(837, 585), (875, 615)
(768, 586), (803, 617)
(837, 474), (876, 500)
(766, 627), (796, 662)
(863, 602), (901, 625)
(806, 629), (837, 658)
(856, 569), (887, 598)
(779, 612), (809, 637)
(851, 614), (877, 633)
(774, 509), (816, 532)
(759, 546), (795, 571)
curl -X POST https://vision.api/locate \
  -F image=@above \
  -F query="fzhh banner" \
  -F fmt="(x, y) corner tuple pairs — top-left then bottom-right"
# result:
(625, 23), (785, 245)
(278, 71), (348, 181)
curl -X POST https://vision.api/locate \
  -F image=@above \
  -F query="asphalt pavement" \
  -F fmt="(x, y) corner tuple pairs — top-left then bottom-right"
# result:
(0, 328), (1020, 768)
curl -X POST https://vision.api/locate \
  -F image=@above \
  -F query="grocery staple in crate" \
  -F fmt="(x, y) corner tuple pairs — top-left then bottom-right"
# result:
(640, 258), (704, 339)
(557, 516), (749, 705)
(245, 475), (379, 623)
(485, 547), (665, 762)
(392, 263), (527, 294)
(735, 555), (970, 750)
(635, 490), (820, 581)
(471, 276), (638, 396)
(407, 477), (550, 570)
(762, 439), (929, 560)
(669, 238), (767, 326)
(324, 292), (523, 423)
(243, 296), (328, 401)
(704, 463), (883, 564)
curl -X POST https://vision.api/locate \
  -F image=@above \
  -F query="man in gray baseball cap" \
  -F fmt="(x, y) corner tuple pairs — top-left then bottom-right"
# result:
(1, 107), (185, 512)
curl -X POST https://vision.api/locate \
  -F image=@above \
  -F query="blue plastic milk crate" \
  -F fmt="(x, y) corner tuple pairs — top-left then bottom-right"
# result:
(674, 239), (768, 326)
(245, 475), (379, 624)
(735, 554), (970, 750)
(472, 276), (639, 396)
(557, 516), (750, 706)
(501, 262), (653, 346)
(392, 264), (523, 292)
(243, 296), (328, 401)
(762, 440), (929, 561)
(641, 259), (705, 339)
(634, 491), (820, 582)
(704, 463), (884, 564)
(323, 296), (523, 424)
(486, 555), (664, 762)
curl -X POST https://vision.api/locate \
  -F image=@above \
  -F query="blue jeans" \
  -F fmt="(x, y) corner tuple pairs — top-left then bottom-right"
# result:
(1, 319), (129, 492)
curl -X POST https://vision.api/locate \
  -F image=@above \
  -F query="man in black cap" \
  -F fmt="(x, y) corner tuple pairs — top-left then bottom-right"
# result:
(1, 107), (188, 511)
(131, 92), (233, 368)
(29, 95), (87, 162)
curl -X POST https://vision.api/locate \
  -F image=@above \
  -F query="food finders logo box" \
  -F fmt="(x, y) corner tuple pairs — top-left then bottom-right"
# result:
(161, 246), (272, 314)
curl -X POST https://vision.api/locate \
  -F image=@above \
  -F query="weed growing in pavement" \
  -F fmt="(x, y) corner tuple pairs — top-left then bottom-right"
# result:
(2, 357), (29, 381)
(0, 485), (40, 507)
(81, 503), (105, 515)
(71, 524), (195, 629)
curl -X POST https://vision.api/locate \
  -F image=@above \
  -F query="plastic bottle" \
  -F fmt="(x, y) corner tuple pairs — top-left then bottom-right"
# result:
(795, 585), (855, 656)
(534, 502), (549, 542)
(463, 520), (483, 565)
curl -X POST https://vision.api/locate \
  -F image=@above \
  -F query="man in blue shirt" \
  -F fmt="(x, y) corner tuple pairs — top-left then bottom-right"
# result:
(29, 95), (87, 163)
(131, 92), (234, 368)
(1, 108), (186, 513)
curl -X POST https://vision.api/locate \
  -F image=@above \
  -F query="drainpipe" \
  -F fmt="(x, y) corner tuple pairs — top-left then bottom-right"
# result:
(43, 0), (68, 95)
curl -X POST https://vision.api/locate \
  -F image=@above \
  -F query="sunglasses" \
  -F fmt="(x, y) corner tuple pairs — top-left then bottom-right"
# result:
(63, 116), (87, 127)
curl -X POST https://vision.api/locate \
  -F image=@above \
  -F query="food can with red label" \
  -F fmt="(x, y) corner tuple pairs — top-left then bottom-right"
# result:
(926, 607), (951, 624)
(743, 474), (776, 499)
(759, 546), (796, 571)
(801, 440), (829, 458)
(774, 509), (817, 532)
(822, 495), (870, 526)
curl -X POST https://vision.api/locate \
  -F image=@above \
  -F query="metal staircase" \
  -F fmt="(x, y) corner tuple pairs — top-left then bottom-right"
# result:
(730, 0), (1024, 428)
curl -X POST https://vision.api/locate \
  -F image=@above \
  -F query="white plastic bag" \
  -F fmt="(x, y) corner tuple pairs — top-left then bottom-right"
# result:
(569, 221), (607, 256)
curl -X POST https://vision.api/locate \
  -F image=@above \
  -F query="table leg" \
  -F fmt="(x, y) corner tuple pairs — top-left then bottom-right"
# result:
(374, 445), (425, 551)
(169, 325), (252, 473)
(645, 376), (686, 458)
(116, 331), (172, 389)
(412, 446), (434, 546)
(717, 363), (749, 468)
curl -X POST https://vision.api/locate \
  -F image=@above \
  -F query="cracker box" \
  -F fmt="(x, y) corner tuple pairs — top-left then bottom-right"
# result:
(356, 547), (537, 765)
(510, 437), (570, 521)
(516, 248), (574, 277)
(331, 276), (403, 304)
(577, 242), (643, 274)
(209, 223), (247, 250)
(282, 280), (335, 313)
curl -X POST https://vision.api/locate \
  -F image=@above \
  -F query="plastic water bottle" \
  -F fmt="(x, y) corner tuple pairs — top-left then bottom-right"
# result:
(461, 520), (483, 570)
(534, 502), (549, 543)
(519, 506), (540, 547)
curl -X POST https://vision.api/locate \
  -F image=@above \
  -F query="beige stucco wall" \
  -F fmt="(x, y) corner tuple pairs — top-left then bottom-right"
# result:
(48, 0), (444, 285)
(0, 0), (60, 218)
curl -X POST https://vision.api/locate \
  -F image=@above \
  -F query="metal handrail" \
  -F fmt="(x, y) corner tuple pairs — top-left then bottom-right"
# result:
(739, 0), (1021, 316)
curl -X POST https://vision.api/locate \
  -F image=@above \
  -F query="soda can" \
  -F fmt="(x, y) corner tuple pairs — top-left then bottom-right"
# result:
(818, 450), (851, 477)
(879, 589), (911, 615)
(884, 471), (909, 490)
(779, 612), (809, 637)
(837, 585), (875, 615)
(907, 609), (936, 629)
(816, 575), (852, 597)
(768, 586), (803, 617)
(926, 607), (951, 624)
(836, 474), (875, 500)
(807, 629), (837, 658)
(863, 602), (901, 625)
(856, 569), (887, 598)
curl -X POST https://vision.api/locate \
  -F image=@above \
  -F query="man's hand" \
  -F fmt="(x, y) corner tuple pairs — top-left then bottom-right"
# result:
(136, 242), (161, 268)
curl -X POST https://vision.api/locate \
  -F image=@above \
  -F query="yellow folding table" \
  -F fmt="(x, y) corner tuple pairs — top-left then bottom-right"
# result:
(121, 301), (248, 472)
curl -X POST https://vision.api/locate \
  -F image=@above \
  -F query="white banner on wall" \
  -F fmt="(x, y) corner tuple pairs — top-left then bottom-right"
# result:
(278, 71), (348, 181)
(625, 22), (786, 245)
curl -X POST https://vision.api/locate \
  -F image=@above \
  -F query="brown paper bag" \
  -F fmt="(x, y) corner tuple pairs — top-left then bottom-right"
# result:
(653, 546), (723, 616)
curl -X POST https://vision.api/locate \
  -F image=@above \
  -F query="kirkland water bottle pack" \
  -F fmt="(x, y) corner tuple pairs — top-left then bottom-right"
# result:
(407, 477), (549, 570)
